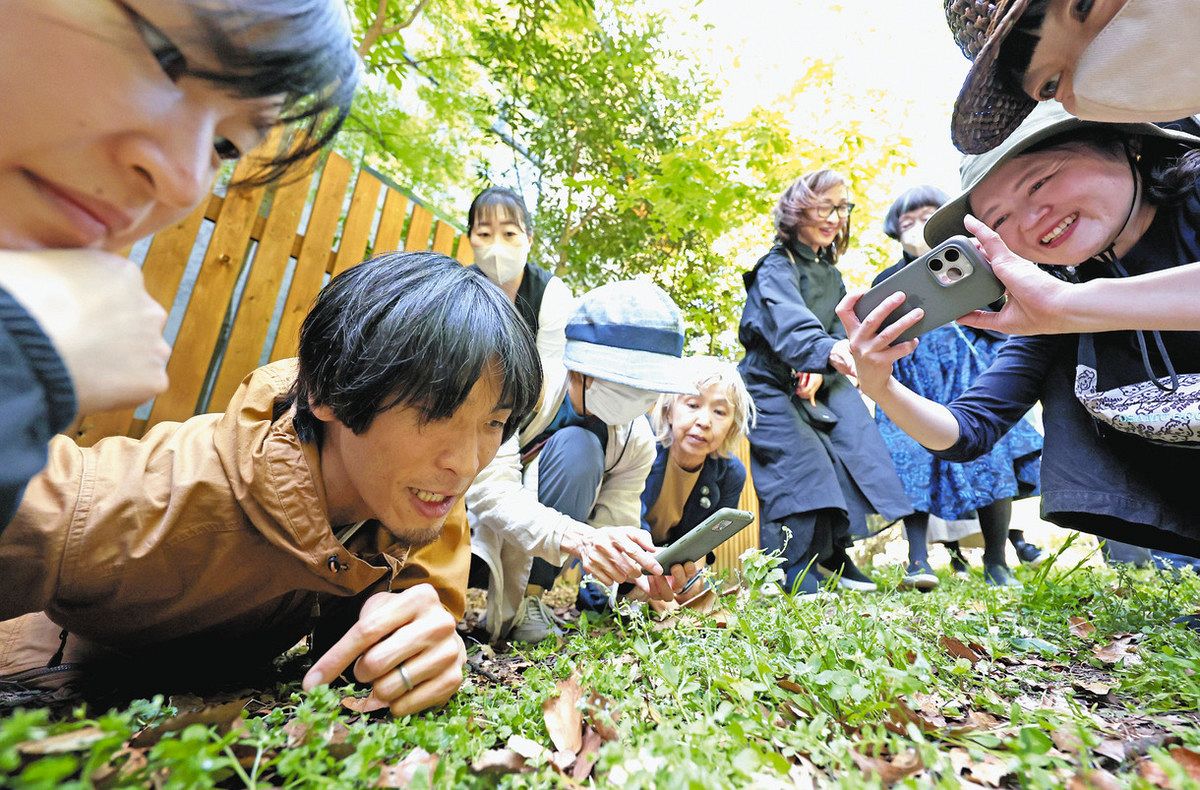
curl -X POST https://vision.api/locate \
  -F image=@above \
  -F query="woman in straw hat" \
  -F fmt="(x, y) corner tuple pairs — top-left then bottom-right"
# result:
(738, 169), (912, 595)
(837, 101), (1200, 563)
(940, 0), (1200, 337)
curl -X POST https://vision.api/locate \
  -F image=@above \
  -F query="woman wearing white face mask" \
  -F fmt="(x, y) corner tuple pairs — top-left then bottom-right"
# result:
(938, 0), (1200, 337)
(467, 188), (575, 402)
(467, 280), (699, 643)
(873, 187), (1044, 589)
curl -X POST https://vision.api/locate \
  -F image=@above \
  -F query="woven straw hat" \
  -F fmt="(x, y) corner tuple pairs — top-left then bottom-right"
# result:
(945, 0), (1039, 154)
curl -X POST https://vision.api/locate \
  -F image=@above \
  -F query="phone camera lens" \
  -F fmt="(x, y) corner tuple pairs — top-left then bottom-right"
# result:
(947, 266), (963, 279)
(929, 258), (943, 272)
(944, 248), (960, 262)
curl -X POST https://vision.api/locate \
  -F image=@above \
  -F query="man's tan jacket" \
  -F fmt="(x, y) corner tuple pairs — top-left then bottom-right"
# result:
(0, 360), (469, 685)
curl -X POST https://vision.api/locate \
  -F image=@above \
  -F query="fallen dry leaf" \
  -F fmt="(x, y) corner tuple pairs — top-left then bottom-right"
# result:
(375, 748), (439, 788)
(948, 748), (1011, 787)
(91, 747), (147, 787)
(572, 726), (604, 781)
(1050, 730), (1084, 754)
(131, 699), (248, 747)
(324, 720), (354, 759)
(508, 734), (550, 763)
(543, 673), (584, 755)
(850, 748), (923, 784)
(584, 691), (621, 742)
(342, 695), (389, 714)
(886, 699), (943, 734)
(948, 710), (1006, 736)
(1073, 679), (1113, 697)
(1069, 616), (1096, 639)
(1067, 769), (1122, 790)
(471, 749), (529, 774)
(17, 726), (107, 756)
(1095, 740), (1127, 762)
(283, 719), (310, 749)
(940, 636), (985, 665)
(777, 678), (805, 694)
(1093, 635), (1139, 665)
(551, 750), (576, 772)
(1137, 747), (1200, 787)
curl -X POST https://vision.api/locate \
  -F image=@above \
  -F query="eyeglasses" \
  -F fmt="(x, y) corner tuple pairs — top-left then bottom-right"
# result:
(811, 202), (855, 220)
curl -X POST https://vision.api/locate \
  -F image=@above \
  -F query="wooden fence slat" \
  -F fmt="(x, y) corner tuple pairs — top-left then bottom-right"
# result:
(454, 235), (475, 265)
(269, 154), (353, 361)
(146, 161), (268, 428)
(403, 204), (434, 251)
(373, 189), (409, 253)
(206, 162), (317, 410)
(431, 220), (456, 256)
(73, 200), (212, 446)
(712, 435), (761, 572)
(329, 171), (383, 277)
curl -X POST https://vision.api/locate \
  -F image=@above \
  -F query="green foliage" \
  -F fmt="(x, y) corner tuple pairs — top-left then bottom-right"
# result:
(3, 555), (1198, 787)
(337, 1), (918, 357)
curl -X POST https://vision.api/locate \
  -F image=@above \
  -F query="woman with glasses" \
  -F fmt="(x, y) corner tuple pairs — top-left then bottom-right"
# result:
(873, 186), (1043, 590)
(738, 169), (911, 595)
(0, 0), (358, 529)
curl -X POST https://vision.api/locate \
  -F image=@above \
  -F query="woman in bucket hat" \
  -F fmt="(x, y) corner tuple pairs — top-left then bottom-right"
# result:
(738, 170), (912, 595)
(468, 280), (700, 642)
(942, 0), (1200, 337)
(837, 102), (1200, 565)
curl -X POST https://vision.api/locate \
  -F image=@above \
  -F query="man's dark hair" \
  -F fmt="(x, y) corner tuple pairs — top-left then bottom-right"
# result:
(883, 185), (950, 240)
(467, 187), (534, 236)
(995, 0), (1053, 95)
(280, 251), (542, 443)
(180, 1), (360, 186)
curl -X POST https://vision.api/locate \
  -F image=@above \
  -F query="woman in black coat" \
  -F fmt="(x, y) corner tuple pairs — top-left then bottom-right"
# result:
(738, 169), (912, 594)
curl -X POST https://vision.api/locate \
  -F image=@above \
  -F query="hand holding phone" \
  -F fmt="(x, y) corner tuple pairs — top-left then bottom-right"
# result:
(852, 235), (1004, 344)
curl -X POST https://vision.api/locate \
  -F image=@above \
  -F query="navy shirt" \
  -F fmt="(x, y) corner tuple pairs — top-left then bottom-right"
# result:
(936, 185), (1200, 553)
(0, 287), (77, 529)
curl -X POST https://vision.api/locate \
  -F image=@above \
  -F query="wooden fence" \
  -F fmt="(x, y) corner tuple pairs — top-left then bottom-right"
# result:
(67, 149), (763, 569)
(70, 151), (475, 447)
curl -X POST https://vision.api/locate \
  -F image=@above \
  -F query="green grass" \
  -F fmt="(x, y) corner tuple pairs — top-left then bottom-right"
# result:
(3, 546), (1199, 788)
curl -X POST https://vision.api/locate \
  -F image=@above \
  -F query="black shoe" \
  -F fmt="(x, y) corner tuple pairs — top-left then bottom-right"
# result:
(1012, 538), (1047, 566)
(949, 552), (970, 577)
(1172, 613), (1200, 633)
(983, 563), (1023, 588)
(820, 549), (878, 592)
(900, 560), (939, 591)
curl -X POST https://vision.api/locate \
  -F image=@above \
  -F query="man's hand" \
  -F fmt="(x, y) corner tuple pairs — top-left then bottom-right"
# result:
(562, 524), (663, 585)
(302, 585), (466, 718)
(957, 215), (1073, 336)
(828, 338), (857, 378)
(0, 249), (169, 414)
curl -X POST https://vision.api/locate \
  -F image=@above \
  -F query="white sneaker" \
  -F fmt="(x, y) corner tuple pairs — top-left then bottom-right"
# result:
(507, 596), (565, 642)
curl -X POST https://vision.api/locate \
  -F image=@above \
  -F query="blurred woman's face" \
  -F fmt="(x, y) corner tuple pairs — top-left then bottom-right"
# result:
(0, 0), (282, 251)
(795, 183), (849, 251)
(969, 144), (1148, 265)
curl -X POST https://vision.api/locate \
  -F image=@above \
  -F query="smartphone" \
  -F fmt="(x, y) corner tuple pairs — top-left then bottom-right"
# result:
(649, 507), (755, 573)
(853, 235), (1004, 343)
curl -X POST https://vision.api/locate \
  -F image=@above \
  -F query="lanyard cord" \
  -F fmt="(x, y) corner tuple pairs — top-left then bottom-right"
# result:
(1093, 248), (1181, 393)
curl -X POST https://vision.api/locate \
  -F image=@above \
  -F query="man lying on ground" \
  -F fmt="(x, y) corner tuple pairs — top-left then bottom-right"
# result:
(0, 251), (541, 716)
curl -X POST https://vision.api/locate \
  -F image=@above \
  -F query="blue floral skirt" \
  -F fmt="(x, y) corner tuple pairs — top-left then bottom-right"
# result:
(875, 325), (1042, 521)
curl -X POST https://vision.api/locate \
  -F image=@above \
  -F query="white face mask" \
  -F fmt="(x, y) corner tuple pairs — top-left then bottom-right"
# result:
(1071, 0), (1200, 123)
(899, 225), (930, 258)
(584, 378), (660, 426)
(473, 242), (528, 285)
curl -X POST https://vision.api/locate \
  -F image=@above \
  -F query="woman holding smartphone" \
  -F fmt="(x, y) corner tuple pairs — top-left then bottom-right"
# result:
(738, 170), (911, 595)
(633, 358), (754, 606)
(0, 0), (358, 527)
(838, 102), (1200, 563)
(874, 187), (1043, 589)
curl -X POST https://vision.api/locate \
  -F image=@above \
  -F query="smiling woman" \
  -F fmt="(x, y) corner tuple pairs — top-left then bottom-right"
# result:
(838, 102), (1200, 567)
